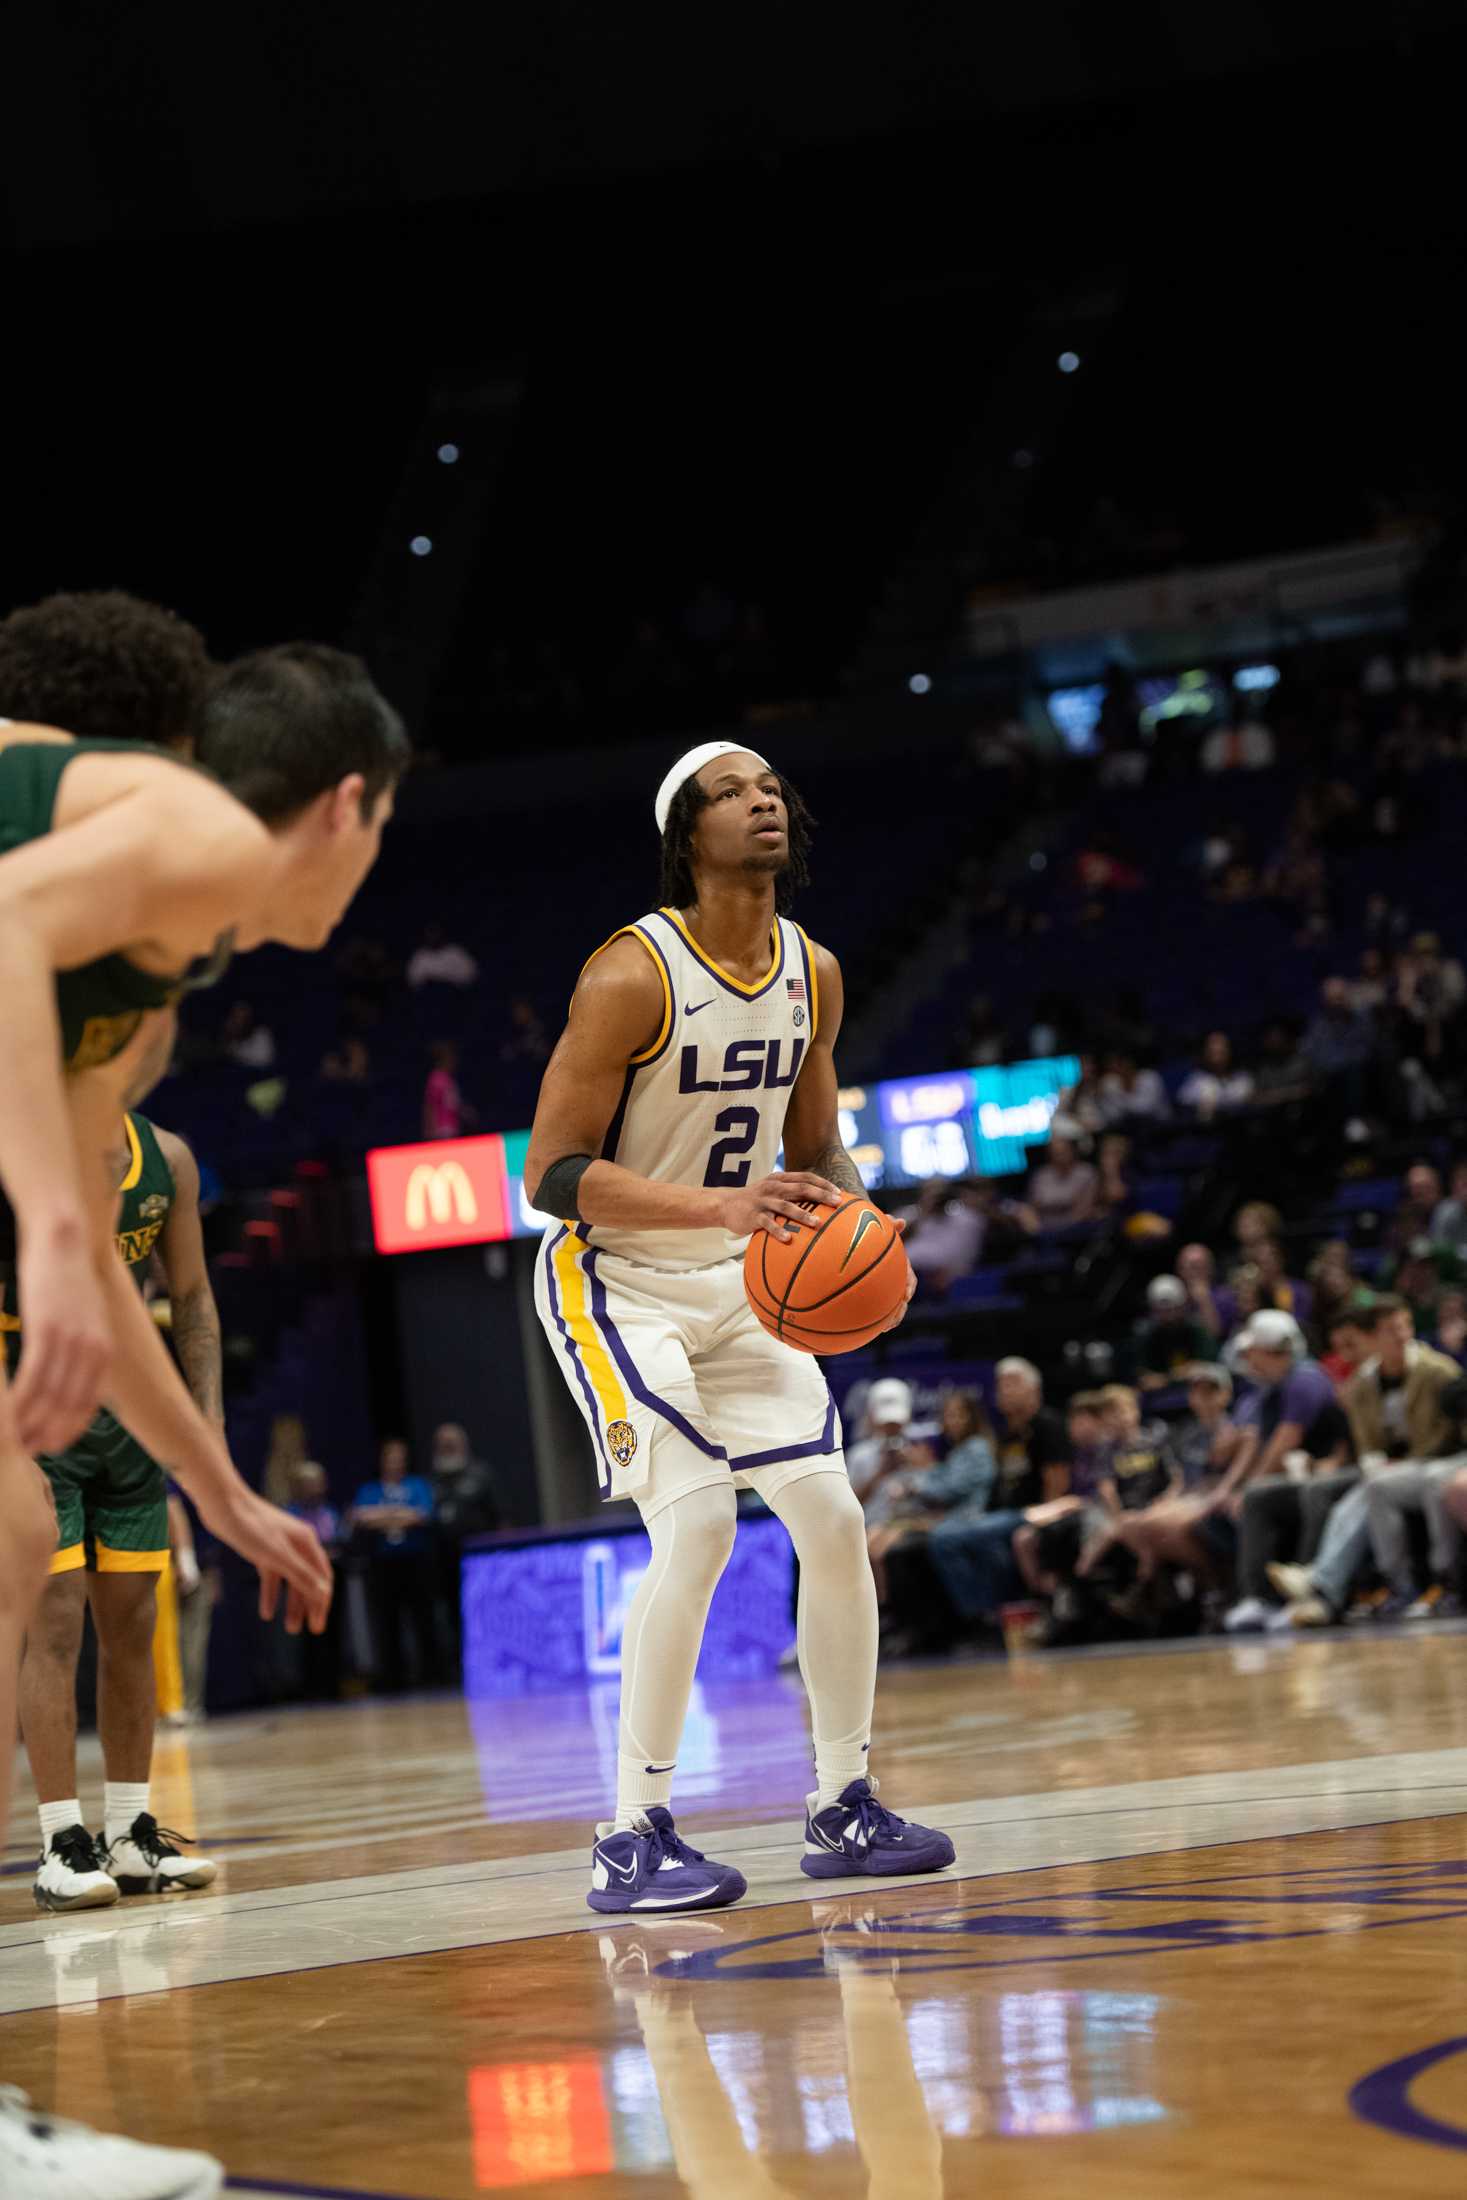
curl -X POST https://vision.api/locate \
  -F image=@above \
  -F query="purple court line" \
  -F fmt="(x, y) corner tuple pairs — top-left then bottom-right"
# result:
(1351, 2035), (1467, 2154)
(1, 1805), (1463, 2010)
(676, 1901), (1467, 1985)
(228, 2181), (446, 2199)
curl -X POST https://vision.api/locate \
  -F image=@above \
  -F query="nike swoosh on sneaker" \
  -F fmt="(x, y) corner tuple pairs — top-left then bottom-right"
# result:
(684, 999), (715, 1016)
(597, 1849), (641, 1883)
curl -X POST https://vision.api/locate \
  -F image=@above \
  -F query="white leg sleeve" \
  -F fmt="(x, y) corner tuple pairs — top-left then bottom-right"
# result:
(615, 1480), (737, 1823)
(762, 1467), (878, 1807)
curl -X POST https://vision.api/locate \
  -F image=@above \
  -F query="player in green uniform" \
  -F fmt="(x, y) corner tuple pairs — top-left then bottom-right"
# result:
(8, 1113), (225, 1909)
(0, 594), (407, 2198)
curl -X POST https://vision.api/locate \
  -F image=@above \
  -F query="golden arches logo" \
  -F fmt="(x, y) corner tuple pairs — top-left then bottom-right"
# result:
(405, 1161), (479, 1232)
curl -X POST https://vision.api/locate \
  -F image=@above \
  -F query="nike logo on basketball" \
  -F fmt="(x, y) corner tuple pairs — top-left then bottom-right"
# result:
(685, 999), (715, 1016)
(839, 1209), (883, 1271)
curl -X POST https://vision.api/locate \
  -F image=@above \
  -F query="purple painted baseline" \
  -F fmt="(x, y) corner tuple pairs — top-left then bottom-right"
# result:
(227, 2179), (439, 2198)
(1350, 2035), (1467, 2153)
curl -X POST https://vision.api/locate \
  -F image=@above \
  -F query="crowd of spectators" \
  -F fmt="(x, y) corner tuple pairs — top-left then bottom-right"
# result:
(856, 1132), (1467, 1657)
(268, 1423), (502, 1699)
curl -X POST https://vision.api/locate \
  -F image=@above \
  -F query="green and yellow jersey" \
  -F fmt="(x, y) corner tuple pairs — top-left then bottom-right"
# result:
(1, 1112), (176, 1347)
(0, 737), (232, 1071)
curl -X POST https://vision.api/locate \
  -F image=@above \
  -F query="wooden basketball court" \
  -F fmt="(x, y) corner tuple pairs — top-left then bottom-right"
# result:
(5, 1630), (1467, 2195)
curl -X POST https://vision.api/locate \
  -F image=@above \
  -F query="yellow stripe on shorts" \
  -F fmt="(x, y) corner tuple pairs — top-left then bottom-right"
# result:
(551, 1233), (628, 1432)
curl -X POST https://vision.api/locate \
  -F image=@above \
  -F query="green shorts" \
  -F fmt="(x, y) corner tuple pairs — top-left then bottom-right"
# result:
(39, 1410), (169, 1577)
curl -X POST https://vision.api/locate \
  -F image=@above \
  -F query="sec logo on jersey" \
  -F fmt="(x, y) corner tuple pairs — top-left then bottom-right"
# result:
(607, 1420), (638, 1468)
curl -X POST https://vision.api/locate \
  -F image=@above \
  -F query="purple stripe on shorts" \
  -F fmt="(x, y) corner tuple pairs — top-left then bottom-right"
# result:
(730, 1392), (839, 1472)
(543, 1227), (612, 1494)
(583, 1248), (728, 1461)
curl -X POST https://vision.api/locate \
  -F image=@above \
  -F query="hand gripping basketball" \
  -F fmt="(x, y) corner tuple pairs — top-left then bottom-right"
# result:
(744, 1193), (912, 1354)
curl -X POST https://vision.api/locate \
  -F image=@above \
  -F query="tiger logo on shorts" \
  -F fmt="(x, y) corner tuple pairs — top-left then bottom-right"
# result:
(607, 1420), (638, 1468)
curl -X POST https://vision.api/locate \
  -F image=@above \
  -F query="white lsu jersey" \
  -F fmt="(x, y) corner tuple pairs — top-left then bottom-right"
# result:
(569, 906), (819, 1273)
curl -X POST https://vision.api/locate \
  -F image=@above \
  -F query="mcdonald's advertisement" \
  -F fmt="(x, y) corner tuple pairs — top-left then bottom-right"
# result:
(366, 1134), (519, 1254)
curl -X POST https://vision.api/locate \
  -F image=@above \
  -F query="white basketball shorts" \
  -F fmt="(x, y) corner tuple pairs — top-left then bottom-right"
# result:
(534, 1225), (845, 1518)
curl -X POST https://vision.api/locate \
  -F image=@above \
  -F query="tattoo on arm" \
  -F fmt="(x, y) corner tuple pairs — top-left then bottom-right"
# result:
(172, 1284), (224, 1424)
(808, 1142), (864, 1197)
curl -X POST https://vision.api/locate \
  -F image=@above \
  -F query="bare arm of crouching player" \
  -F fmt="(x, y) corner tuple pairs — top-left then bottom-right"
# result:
(153, 1129), (225, 1429)
(0, 740), (270, 1452)
(524, 934), (844, 1241)
(64, 1068), (332, 1631)
(781, 942), (916, 1335)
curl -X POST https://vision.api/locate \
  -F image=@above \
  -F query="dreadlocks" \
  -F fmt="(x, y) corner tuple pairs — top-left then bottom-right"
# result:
(0, 590), (213, 750)
(658, 770), (814, 914)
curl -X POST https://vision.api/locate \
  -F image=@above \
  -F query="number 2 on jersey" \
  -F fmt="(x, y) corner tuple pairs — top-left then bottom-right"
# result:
(703, 1105), (760, 1187)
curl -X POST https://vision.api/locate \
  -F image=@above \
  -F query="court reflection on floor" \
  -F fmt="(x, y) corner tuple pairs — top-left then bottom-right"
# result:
(465, 1903), (1166, 2194)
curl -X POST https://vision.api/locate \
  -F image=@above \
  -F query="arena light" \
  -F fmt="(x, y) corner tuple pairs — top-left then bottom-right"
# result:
(1233, 663), (1281, 691)
(410, 535), (433, 556)
(1058, 351), (1080, 374)
(437, 442), (460, 464)
(908, 673), (932, 695)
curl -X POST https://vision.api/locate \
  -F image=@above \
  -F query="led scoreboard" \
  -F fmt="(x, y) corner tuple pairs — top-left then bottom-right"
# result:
(835, 1055), (1080, 1192)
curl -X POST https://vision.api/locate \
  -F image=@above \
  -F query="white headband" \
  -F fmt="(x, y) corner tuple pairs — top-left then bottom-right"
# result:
(654, 740), (772, 836)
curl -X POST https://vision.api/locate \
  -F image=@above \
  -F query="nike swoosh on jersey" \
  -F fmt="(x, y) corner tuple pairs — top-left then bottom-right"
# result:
(684, 998), (715, 1016)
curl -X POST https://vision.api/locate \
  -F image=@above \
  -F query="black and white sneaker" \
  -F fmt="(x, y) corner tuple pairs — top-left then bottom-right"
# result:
(34, 1826), (119, 1913)
(103, 1815), (218, 1896)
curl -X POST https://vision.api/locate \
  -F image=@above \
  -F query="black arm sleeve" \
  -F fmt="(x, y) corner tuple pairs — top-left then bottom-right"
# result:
(533, 1153), (595, 1221)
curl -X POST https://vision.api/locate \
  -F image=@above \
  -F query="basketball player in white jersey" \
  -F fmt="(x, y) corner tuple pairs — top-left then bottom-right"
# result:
(525, 741), (956, 1911)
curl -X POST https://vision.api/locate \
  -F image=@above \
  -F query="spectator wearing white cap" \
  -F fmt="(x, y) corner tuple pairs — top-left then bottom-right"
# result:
(1024, 1122), (1098, 1232)
(848, 1381), (923, 1527)
(1136, 1274), (1222, 1391)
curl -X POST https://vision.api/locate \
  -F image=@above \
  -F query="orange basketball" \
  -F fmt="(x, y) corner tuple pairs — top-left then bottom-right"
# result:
(744, 1194), (907, 1354)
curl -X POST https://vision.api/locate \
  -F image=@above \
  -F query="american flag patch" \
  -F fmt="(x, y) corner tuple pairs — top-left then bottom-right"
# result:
(787, 978), (807, 1002)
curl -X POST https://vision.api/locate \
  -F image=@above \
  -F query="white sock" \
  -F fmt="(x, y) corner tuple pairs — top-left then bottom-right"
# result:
(614, 1753), (675, 1831)
(760, 1470), (878, 1815)
(104, 1782), (150, 1845)
(814, 1740), (873, 1815)
(39, 1799), (84, 1849)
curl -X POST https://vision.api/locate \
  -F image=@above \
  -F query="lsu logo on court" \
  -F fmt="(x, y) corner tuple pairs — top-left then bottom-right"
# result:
(406, 1160), (479, 1231)
(607, 1419), (638, 1468)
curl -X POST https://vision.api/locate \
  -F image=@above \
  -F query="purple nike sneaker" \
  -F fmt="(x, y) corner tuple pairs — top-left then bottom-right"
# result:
(588, 1807), (747, 1914)
(800, 1778), (956, 1879)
